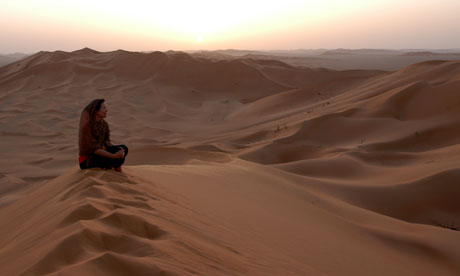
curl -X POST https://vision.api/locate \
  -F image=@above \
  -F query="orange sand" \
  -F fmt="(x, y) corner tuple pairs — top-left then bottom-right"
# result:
(0, 48), (459, 275)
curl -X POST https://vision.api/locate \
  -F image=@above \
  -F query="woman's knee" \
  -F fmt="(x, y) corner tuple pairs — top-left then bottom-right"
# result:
(119, 145), (128, 156)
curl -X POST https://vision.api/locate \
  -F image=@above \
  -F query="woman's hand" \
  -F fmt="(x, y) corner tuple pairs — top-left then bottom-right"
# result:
(113, 149), (125, 159)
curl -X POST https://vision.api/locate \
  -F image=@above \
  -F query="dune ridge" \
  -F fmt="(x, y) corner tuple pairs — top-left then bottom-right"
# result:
(0, 168), (247, 276)
(1, 49), (460, 275)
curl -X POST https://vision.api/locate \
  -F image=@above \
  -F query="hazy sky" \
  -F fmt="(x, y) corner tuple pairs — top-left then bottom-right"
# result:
(1, 0), (460, 53)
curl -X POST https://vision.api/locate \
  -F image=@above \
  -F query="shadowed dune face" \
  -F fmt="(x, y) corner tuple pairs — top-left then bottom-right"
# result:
(1, 49), (460, 275)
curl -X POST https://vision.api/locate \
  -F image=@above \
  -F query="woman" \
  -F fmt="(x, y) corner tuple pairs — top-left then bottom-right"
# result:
(78, 99), (128, 172)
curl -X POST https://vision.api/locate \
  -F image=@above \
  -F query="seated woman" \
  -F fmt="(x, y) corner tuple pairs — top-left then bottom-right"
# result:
(78, 99), (128, 172)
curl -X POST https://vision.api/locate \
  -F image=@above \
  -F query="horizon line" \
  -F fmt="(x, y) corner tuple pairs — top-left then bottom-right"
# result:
(3, 47), (460, 55)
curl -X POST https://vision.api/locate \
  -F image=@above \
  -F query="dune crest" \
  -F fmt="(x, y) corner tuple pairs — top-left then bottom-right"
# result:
(0, 168), (246, 275)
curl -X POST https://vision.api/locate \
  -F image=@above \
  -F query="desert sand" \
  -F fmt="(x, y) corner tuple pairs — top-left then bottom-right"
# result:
(190, 48), (460, 70)
(0, 53), (28, 68)
(0, 48), (460, 275)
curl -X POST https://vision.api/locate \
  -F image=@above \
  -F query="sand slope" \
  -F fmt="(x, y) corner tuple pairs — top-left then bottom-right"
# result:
(191, 49), (460, 70)
(1, 49), (460, 275)
(1, 161), (459, 275)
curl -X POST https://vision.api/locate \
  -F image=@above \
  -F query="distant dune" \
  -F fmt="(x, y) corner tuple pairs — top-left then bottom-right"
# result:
(191, 48), (460, 70)
(1, 48), (460, 275)
(401, 51), (441, 56)
(402, 51), (460, 56)
(320, 48), (404, 55)
(0, 53), (28, 67)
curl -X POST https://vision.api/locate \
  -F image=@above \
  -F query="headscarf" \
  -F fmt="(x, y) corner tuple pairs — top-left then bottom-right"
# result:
(79, 99), (111, 156)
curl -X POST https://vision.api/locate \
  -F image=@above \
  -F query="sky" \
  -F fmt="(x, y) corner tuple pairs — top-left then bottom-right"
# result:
(1, 0), (460, 53)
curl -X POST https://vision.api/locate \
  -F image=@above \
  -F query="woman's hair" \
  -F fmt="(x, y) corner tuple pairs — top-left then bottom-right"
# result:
(94, 99), (105, 111)
(79, 99), (106, 156)
(84, 98), (105, 119)
(79, 99), (105, 131)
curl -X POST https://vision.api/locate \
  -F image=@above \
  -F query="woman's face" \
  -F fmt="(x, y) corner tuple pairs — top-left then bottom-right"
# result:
(96, 102), (108, 119)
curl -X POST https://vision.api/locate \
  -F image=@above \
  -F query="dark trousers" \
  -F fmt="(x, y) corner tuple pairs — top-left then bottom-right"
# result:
(80, 145), (128, 170)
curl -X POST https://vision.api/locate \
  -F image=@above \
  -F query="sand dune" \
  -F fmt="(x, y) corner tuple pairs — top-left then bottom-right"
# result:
(192, 49), (460, 70)
(1, 48), (460, 275)
(0, 53), (28, 67)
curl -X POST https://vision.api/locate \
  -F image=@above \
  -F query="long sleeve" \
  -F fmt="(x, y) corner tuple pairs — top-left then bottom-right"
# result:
(104, 125), (114, 148)
(79, 121), (102, 156)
